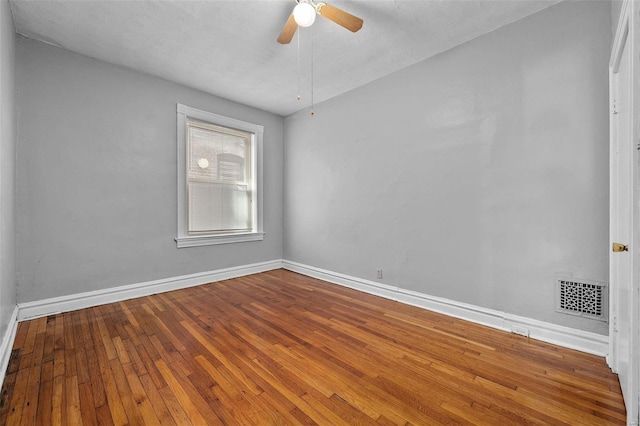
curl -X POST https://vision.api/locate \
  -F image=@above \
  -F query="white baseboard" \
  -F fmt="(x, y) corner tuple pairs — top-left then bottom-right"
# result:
(283, 260), (609, 357)
(0, 306), (19, 388)
(17, 259), (283, 321)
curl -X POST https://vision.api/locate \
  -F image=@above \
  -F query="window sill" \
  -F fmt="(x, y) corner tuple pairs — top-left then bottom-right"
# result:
(176, 232), (264, 248)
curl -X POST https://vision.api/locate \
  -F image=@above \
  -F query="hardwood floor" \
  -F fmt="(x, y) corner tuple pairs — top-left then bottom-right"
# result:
(0, 269), (626, 425)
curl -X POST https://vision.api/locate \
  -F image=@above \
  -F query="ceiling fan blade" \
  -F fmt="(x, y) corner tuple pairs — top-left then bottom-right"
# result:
(277, 14), (298, 44)
(318, 3), (363, 33)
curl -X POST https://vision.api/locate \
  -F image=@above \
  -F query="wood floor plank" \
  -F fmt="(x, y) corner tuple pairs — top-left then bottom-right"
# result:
(134, 338), (167, 390)
(154, 359), (213, 425)
(109, 358), (149, 426)
(121, 362), (162, 425)
(34, 361), (53, 426)
(5, 364), (30, 425)
(65, 376), (82, 425)
(78, 381), (98, 426)
(137, 374), (176, 425)
(84, 347), (107, 408)
(156, 381), (195, 425)
(0, 269), (626, 425)
(22, 318), (41, 357)
(94, 403), (115, 426)
(51, 373), (65, 426)
(93, 332), (128, 426)
(19, 363), (42, 425)
(11, 322), (29, 351)
(0, 371), (16, 424)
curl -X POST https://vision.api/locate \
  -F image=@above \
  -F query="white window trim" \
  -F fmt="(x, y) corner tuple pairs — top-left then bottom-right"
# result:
(176, 104), (264, 248)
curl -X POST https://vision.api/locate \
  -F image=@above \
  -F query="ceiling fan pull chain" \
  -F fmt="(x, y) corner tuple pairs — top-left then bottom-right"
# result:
(311, 25), (315, 117)
(297, 30), (301, 101)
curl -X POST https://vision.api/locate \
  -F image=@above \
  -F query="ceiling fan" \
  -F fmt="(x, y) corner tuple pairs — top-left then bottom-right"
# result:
(277, 0), (364, 44)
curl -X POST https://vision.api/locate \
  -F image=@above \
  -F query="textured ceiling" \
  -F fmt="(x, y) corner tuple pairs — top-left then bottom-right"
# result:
(9, 0), (560, 116)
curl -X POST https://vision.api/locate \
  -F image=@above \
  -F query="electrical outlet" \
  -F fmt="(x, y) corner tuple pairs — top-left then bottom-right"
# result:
(512, 326), (530, 337)
(376, 269), (383, 279)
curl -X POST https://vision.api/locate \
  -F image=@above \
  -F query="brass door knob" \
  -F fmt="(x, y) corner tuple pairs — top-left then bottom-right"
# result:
(612, 242), (629, 252)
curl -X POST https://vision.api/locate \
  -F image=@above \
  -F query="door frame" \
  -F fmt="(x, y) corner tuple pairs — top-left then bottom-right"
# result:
(609, 0), (640, 423)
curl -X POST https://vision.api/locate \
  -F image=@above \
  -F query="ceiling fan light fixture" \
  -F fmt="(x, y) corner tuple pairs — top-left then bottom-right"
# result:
(293, 1), (316, 27)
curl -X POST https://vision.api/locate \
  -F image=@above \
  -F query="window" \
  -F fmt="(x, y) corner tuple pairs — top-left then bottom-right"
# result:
(176, 104), (263, 247)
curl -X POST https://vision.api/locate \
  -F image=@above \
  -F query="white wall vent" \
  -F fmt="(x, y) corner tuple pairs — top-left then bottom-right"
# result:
(556, 277), (608, 322)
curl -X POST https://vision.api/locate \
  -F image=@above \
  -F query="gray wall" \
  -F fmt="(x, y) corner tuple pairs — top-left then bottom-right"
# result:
(284, 0), (611, 334)
(1, 0), (16, 337)
(611, 0), (622, 38)
(16, 36), (284, 302)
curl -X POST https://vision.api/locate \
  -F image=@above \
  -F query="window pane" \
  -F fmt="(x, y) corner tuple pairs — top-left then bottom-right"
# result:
(188, 182), (251, 233)
(188, 182), (223, 232)
(222, 184), (250, 230)
(188, 123), (250, 184)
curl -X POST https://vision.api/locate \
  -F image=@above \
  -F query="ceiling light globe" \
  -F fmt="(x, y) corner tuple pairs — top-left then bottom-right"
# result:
(293, 2), (316, 27)
(197, 158), (209, 169)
